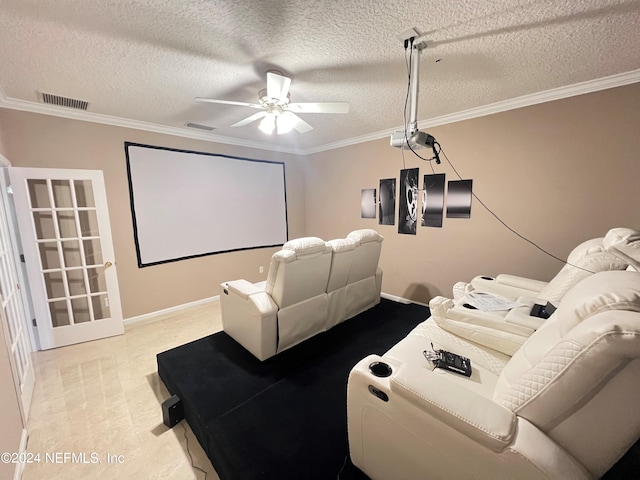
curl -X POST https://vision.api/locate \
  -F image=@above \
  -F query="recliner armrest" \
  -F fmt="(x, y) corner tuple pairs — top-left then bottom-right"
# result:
(390, 362), (516, 452)
(220, 280), (279, 361)
(223, 279), (264, 299)
(493, 274), (548, 292)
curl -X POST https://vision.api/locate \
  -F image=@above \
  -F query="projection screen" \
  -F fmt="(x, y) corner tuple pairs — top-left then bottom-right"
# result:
(125, 143), (288, 267)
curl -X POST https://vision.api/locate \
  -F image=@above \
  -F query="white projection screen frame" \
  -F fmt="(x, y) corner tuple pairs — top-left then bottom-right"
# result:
(125, 143), (288, 267)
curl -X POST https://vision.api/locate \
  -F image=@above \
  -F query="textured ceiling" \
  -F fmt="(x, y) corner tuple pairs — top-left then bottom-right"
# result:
(0, 0), (639, 154)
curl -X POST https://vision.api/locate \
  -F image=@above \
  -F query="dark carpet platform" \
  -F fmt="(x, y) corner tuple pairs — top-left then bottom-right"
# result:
(157, 298), (429, 480)
(157, 298), (640, 480)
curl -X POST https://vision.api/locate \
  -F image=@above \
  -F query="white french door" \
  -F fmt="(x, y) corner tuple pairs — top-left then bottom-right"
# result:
(0, 172), (35, 419)
(9, 167), (123, 350)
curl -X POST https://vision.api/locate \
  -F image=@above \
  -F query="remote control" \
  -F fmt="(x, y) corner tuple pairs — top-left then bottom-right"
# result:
(435, 350), (472, 377)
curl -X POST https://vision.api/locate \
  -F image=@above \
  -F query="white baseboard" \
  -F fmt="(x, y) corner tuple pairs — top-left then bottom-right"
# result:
(124, 295), (220, 329)
(13, 428), (28, 480)
(381, 292), (429, 307)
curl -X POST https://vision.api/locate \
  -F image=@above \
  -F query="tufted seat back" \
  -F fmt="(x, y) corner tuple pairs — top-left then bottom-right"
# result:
(347, 229), (384, 284)
(265, 236), (332, 308)
(493, 270), (640, 477)
(536, 229), (634, 302)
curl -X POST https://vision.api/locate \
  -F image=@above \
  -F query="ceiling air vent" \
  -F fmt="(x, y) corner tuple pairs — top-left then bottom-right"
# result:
(185, 122), (215, 131)
(41, 93), (89, 110)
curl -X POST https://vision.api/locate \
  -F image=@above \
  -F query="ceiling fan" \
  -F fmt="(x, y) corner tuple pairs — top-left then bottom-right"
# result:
(195, 70), (349, 134)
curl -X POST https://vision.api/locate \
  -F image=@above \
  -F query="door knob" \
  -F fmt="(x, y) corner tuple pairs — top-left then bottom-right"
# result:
(104, 261), (113, 269)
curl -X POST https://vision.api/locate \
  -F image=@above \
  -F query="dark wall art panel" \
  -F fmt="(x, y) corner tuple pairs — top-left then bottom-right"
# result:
(398, 168), (419, 235)
(379, 178), (396, 225)
(422, 173), (446, 228)
(361, 189), (376, 218)
(446, 179), (473, 219)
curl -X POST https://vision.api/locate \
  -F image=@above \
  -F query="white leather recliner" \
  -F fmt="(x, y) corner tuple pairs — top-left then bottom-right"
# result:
(344, 229), (384, 319)
(430, 227), (640, 355)
(221, 237), (332, 360)
(347, 270), (640, 480)
(221, 230), (384, 361)
(459, 227), (640, 302)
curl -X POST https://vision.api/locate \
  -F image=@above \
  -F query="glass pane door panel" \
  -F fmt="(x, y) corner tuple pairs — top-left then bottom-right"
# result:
(38, 242), (61, 269)
(87, 267), (106, 293)
(61, 240), (82, 267)
(92, 295), (110, 320)
(67, 269), (87, 296)
(52, 180), (73, 208)
(78, 210), (99, 237)
(74, 180), (95, 208)
(27, 179), (50, 208)
(13, 167), (123, 348)
(71, 297), (91, 323)
(33, 212), (55, 239)
(44, 271), (65, 299)
(57, 211), (77, 238)
(49, 300), (70, 327)
(4, 305), (16, 343)
(83, 239), (103, 266)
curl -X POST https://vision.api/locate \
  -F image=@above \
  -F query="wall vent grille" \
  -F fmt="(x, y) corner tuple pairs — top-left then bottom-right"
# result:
(41, 93), (89, 110)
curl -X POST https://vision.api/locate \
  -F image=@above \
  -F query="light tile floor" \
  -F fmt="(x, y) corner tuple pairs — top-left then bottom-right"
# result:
(22, 301), (222, 480)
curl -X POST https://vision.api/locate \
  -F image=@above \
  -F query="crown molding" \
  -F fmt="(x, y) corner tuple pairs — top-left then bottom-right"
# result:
(304, 69), (640, 155)
(1, 69), (639, 157)
(0, 94), (305, 156)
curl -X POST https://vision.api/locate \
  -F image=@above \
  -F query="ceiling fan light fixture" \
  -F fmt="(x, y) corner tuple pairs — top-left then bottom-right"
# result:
(258, 112), (276, 134)
(276, 111), (295, 135)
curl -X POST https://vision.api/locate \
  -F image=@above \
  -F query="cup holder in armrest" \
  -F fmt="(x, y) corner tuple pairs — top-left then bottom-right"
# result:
(480, 276), (494, 281)
(369, 362), (392, 377)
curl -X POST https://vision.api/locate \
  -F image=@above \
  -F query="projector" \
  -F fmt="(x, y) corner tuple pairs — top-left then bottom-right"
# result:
(390, 130), (435, 150)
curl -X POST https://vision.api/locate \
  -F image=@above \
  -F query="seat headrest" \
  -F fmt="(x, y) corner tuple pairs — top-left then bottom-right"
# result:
(567, 237), (604, 263)
(604, 227), (640, 270)
(327, 238), (357, 253)
(347, 229), (383, 245)
(557, 270), (640, 336)
(282, 237), (330, 258)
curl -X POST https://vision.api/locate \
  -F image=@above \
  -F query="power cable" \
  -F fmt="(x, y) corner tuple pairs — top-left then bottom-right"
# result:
(437, 146), (595, 273)
(180, 422), (209, 480)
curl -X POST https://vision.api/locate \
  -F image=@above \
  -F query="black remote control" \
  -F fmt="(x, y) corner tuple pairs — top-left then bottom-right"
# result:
(435, 350), (472, 377)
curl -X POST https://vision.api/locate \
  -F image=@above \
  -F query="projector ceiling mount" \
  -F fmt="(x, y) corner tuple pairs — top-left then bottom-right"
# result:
(195, 71), (349, 135)
(390, 28), (440, 163)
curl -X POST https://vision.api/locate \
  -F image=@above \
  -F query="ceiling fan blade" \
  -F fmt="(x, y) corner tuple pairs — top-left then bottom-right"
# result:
(289, 112), (314, 134)
(266, 72), (292, 101)
(231, 111), (267, 127)
(195, 97), (263, 109)
(287, 102), (349, 114)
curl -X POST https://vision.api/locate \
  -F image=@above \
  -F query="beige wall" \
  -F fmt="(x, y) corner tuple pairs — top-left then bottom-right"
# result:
(0, 319), (24, 480)
(0, 110), (306, 318)
(0, 83), (638, 315)
(304, 83), (640, 303)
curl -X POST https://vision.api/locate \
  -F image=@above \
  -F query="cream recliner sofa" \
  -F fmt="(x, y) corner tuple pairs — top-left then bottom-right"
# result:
(221, 230), (383, 361)
(459, 227), (640, 302)
(347, 270), (640, 480)
(430, 227), (640, 355)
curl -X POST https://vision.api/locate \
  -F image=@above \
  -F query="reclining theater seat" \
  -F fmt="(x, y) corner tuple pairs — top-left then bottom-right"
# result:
(325, 237), (357, 329)
(325, 229), (384, 329)
(344, 229), (384, 319)
(461, 227), (640, 302)
(430, 227), (640, 356)
(220, 237), (332, 361)
(347, 270), (640, 480)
